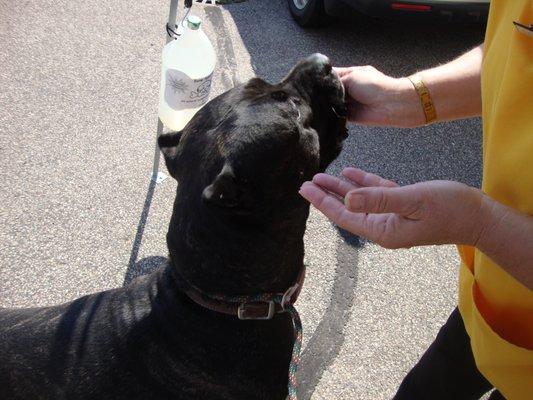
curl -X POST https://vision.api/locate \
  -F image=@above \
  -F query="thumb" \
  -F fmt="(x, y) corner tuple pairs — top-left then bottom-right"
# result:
(344, 186), (423, 217)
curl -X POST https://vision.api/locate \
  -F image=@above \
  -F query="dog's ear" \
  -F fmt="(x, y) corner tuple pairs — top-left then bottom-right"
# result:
(158, 131), (182, 179)
(202, 163), (242, 208)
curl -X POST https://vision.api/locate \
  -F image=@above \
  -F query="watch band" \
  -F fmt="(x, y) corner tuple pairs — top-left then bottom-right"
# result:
(408, 74), (437, 125)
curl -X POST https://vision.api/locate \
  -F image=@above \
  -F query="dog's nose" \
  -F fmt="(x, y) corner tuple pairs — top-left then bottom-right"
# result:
(306, 53), (332, 73)
(307, 53), (330, 66)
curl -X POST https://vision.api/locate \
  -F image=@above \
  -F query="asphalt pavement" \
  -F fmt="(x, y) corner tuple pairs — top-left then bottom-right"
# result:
(0, 1), (485, 399)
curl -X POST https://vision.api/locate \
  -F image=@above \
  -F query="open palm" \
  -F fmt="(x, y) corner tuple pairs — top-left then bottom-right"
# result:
(299, 168), (484, 249)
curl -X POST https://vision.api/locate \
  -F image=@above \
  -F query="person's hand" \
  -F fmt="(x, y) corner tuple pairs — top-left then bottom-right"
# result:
(299, 168), (487, 249)
(334, 66), (425, 128)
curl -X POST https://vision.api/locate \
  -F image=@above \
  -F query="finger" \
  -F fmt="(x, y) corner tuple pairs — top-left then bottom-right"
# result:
(333, 67), (353, 78)
(299, 181), (345, 213)
(339, 73), (357, 89)
(312, 173), (360, 198)
(342, 168), (399, 188)
(299, 182), (369, 234)
(300, 182), (408, 247)
(344, 186), (422, 217)
(339, 68), (368, 87)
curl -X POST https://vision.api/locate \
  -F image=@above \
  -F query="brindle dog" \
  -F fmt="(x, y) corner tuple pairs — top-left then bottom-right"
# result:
(0, 53), (347, 400)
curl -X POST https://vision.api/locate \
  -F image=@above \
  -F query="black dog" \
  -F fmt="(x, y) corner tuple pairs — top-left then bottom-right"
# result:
(0, 53), (347, 400)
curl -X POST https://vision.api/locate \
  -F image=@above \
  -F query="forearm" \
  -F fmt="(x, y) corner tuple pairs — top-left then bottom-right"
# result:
(475, 195), (533, 290)
(419, 44), (483, 122)
(391, 44), (483, 127)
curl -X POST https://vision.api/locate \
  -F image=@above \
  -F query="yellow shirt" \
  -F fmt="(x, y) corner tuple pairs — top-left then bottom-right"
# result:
(458, 1), (533, 399)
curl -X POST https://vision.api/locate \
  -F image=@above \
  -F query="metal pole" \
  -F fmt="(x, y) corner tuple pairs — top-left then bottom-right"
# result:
(151, 0), (180, 183)
(151, 119), (167, 183)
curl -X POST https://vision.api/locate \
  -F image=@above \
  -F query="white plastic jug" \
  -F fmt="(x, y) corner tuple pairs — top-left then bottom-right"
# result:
(158, 15), (216, 131)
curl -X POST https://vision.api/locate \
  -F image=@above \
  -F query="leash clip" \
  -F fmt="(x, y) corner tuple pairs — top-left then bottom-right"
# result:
(281, 283), (299, 310)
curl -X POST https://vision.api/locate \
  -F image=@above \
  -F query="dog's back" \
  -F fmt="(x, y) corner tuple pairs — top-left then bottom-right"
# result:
(0, 265), (295, 400)
(0, 273), (164, 400)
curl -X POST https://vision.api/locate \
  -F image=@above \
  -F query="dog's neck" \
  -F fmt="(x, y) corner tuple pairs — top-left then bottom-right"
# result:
(165, 199), (310, 296)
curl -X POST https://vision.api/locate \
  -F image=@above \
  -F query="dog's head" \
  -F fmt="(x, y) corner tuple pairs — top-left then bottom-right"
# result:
(158, 53), (347, 221)
(158, 54), (347, 292)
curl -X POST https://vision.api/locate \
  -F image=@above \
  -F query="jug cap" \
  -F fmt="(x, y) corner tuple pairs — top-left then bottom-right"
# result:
(187, 15), (202, 30)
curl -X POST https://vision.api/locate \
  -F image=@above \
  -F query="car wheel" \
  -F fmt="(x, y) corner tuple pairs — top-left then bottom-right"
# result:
(288, 0), (331, 27)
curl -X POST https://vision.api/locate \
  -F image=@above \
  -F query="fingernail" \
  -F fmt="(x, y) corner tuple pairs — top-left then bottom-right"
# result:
(345, 193), (365, 210)
(298, 184), (310, 196)
(300, 181), (311, 190)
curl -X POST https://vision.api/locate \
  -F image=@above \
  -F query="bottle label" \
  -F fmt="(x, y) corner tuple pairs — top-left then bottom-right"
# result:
(164, 69), (213, 111)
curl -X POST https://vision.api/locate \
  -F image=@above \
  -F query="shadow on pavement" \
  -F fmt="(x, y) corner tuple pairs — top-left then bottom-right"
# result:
(122, 177), (167, 286)
(337, 227), (365, 248)
(123, 256), (168, 286)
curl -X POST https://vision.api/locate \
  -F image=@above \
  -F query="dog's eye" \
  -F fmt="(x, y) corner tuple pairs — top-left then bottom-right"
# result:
(271, 91), (288, 102)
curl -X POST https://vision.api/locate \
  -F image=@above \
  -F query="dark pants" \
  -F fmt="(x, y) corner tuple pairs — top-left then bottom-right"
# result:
(393, 308), (505, 400)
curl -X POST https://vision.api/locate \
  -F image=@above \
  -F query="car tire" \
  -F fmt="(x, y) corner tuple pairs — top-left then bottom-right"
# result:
(288, 0), (331, 27)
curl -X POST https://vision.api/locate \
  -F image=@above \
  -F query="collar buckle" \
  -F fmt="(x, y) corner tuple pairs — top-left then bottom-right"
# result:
(237, 301), (275, 320)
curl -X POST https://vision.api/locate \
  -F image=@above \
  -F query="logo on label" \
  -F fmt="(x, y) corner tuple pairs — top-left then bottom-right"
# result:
(165, 69), (213, 111)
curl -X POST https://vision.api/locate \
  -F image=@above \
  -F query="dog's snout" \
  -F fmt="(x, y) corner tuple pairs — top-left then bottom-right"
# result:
(307, 53), (330, 66)
(306, 53), (332, 76)
(282, 53), (343, 110)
